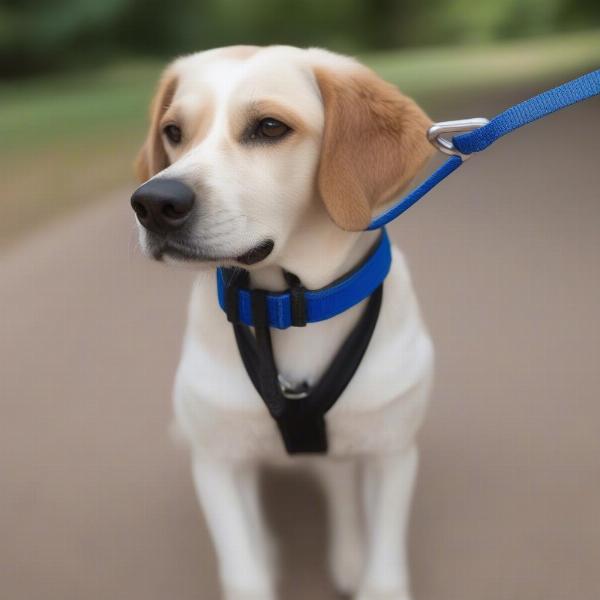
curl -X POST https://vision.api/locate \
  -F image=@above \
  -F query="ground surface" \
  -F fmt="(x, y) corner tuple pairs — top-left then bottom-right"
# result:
(1, 90), (600, 600)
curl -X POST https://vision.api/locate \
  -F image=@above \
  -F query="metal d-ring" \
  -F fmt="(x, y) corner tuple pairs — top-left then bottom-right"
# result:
(427, 117), (490, 160)
(277, 373), (310, 400)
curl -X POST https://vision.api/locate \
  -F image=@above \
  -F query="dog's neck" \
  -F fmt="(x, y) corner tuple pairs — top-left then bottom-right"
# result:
(247, 212), (381, 292)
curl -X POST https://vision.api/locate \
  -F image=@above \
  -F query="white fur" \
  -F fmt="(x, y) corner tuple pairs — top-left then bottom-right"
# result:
(136, 46), (433, 600)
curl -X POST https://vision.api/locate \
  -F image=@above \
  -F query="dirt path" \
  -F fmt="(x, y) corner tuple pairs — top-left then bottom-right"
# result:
(2, 92), (600, 600)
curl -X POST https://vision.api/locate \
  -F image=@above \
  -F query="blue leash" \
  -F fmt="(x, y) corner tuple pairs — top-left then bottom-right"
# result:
(368, 68), (600, 230)
(218, 68), (600, 329)
(217, 68), (600, 454)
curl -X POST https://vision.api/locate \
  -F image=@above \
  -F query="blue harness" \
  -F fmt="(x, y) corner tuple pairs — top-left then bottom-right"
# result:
(218, 68), (600, 454)
(219, 69), (600, 330)
(217, 228), (392, 329)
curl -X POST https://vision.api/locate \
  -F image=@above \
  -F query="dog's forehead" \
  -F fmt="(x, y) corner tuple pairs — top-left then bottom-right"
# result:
(173, 46), (321, 110)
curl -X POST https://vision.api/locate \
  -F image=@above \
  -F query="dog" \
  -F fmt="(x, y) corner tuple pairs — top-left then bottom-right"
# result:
(131, 45), (435, 600)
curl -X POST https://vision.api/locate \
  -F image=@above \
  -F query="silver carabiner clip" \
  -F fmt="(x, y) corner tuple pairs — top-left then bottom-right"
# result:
(427, 117), (489, 160)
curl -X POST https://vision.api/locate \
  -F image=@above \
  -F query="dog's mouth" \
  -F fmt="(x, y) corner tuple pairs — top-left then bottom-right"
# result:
(235, 240), (275, 265)
(151, 238), (275, 266)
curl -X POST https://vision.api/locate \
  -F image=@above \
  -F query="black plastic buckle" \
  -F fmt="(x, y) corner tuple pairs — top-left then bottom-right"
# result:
(226, 269), (307, 328)
(284, 272), (307, 327)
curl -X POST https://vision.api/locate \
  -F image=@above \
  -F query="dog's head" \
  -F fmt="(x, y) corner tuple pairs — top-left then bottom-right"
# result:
(131, 46), (433, 268)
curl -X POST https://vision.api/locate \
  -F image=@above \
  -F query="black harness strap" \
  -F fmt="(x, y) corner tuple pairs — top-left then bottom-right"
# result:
(229, 273), (383, 455)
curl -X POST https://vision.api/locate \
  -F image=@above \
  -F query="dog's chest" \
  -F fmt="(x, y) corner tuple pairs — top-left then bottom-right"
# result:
(173, 257), (433, 459)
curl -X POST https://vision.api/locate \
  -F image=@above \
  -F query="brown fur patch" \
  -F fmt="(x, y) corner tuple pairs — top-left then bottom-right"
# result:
(314, 65), (434, 231)
(135, 72), (179, 182)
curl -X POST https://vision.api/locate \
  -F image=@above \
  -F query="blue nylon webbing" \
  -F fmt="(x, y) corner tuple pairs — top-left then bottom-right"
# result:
(367, 156), (462, 230)
(368, 68), (600, 230)
(454, 69), (600, 154)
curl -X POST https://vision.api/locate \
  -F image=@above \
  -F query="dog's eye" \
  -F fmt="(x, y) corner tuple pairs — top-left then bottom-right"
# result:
(163, 124), (182, 145)
(250, 118), (291, 141)
(259, 118), (289, 138)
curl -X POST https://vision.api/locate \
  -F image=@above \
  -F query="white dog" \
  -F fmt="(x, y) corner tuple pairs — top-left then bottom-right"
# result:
(132, 45), (435, 600)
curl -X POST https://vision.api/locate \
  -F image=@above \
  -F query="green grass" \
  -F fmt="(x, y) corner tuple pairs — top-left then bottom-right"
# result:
(1, 29), (599, 244)
(0, 61), (162, 151)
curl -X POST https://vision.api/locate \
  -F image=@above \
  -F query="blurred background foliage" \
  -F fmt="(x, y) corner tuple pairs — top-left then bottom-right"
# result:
(0, 0), (598, 244)
(1, 0), (599, 78)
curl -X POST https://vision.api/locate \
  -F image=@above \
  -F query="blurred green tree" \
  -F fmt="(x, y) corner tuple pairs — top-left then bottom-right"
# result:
(1, 0), (598, 79)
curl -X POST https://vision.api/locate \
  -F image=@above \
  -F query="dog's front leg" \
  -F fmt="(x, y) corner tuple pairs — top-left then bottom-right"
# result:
(357, 446), (418, 600)
(313, 458), (364, 596)
(192, 455), (276, 600)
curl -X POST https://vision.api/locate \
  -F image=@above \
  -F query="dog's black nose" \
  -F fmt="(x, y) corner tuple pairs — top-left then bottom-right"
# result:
(130, 178), (195, 234)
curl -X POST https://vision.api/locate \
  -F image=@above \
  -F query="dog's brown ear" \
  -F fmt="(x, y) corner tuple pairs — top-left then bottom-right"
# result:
(135, 70), (179, 182)
(314, 65), (434, 231)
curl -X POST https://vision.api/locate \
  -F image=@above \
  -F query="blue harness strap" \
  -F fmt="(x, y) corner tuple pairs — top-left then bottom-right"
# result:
(368, 68), (600, 230)
(217, 229), (392, 329)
